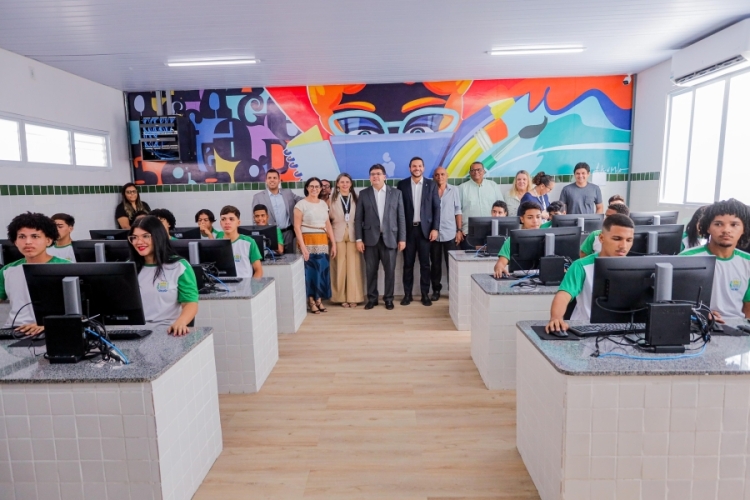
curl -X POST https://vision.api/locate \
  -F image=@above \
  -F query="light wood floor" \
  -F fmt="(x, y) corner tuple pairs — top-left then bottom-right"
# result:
(194, 298), (540, 499)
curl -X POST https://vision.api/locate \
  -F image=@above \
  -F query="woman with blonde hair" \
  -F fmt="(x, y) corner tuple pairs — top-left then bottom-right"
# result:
(504, 170), (530, 217)
(328, 173), (365, 307)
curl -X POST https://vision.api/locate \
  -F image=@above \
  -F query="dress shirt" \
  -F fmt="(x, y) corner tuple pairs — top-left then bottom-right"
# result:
(411, 177), (424, 223)
(267, 190), (289, 228)
(374, 185), (387, 230)
(437, 184), (462, 242)
(458, 179), (504, 233)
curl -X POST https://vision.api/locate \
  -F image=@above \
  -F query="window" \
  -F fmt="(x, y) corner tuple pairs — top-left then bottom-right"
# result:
(0, 118), (21, 161)
(0, 114), (110, 168)
(661, 68), (750, 205)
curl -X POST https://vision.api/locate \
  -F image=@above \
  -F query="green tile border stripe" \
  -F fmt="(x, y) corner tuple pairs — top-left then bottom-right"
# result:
(0, 173), (661, 197)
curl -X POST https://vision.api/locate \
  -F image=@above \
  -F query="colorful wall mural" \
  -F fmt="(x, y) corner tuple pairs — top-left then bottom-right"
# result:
(126, 77), (632, 184)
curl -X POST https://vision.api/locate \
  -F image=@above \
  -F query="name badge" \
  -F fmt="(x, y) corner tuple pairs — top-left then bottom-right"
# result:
(345, 213), (350, 222)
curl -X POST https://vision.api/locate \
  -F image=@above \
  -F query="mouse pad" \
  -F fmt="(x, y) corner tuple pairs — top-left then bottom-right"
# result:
(8, 337), (45, 348)
(530, 325), (581, 341)
(710, 325), (749, 337)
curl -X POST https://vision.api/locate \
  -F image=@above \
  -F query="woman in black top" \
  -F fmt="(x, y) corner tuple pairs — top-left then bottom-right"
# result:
(115, 183), (151, 229)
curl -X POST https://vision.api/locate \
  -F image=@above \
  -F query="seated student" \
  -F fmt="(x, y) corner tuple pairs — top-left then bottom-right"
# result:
(196, 209), (220, 240)
(680, 199), (750, 320)
(150, 208), (177, 238)
(253, 204), (284, 254)
(491, 200), (508, 217)
(547, 214), (635, 332)
(580, 203), (631, 258)
(0, 212), (69, 335)
(681, 205), (708, 251)
(127, 216), (198, 336)
(133, 210), (149, 223)
(216, 205), (263, 279)
(47, 213), (76, 262)
(493, 201), (544, 278)
(541, 201), (566, 228)
(608, 194), (626, 205)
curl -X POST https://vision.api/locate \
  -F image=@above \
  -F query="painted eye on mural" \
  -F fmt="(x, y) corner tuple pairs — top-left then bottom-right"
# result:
(335, 117), (385, 135)
(402, 114), (443, 134)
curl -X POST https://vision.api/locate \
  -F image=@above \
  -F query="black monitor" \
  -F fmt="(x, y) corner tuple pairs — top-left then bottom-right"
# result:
(509, 227), (582, 272)
(72, 240), (131, 262)
(629, 224), (684, 256)
(467, 217), (521, 246)
(0, 240), (24, 266)
(170, 227), (202, 240)
(238, 225), (278, 253)
(171, 239), (237, 277)
(590, 255), (716, 324)
(23, 262), (146, 326)
(630, 211), (680, 226)
(551, 214), (604, 233)
(89, 229), (129, 241)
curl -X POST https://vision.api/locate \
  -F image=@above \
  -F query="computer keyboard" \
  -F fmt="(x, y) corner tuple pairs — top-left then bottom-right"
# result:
(570, 323), (646, 337)
(219, 277), (243, 283)
(0, 328), (20, 339)
(107, 329), (152, 340)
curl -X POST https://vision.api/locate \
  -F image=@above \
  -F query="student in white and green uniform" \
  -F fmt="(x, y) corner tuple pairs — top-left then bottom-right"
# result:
(546, 214), (635, 333)
(681, 206), (708, 252)
(579, 202), (631, 257)
(254, 204), (285, 254)
(493, 201), (544, 278)
(0, 213), (70, 334)
(217, 205), (263, 279)
(679, 200), (750, 320)
(540, 201), (566, 229)
(47, 213), (76, 262)
(195, 209), (221, 240)
(128, 216), (199, 335)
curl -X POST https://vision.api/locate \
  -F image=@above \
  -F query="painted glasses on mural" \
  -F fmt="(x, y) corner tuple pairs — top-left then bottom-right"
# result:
(127, 77), (632, 184)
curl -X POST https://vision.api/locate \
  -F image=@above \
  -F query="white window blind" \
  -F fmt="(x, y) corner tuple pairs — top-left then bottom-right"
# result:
(0, 118), (21, 162)
(74, 132), (109, 167)
(25, 124), (71, 165)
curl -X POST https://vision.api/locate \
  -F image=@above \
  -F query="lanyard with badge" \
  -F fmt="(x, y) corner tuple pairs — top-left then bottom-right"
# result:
(341, 195), (351, 222)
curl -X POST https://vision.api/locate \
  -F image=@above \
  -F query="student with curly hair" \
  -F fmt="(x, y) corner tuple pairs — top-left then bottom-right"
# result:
(680, 199), (750, 320)
(149, 208), (177, 235)
(0, 212), (69, 334)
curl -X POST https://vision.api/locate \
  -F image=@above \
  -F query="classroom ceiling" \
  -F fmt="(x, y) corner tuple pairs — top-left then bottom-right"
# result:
(0, 0), (748, 92)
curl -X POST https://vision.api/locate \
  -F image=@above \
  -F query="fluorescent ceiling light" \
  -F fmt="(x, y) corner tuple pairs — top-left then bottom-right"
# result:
(167, 59), (258, 67)
(489, 46), (585, 56)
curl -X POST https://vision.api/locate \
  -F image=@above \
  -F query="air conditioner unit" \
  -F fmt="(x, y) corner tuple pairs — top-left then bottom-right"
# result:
(671, 18), (750, 86)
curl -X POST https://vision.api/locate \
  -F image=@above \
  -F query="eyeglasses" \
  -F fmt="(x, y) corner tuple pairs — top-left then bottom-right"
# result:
(125, 190), (138, 195)
(469, 168), (484, 173)
(308, 185), (321, 190)
(127, 234), (152, 243)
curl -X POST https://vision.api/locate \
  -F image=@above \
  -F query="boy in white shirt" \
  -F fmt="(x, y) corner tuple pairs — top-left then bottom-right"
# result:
(215, 206), (263, 279)
(47, 213), (76, 262)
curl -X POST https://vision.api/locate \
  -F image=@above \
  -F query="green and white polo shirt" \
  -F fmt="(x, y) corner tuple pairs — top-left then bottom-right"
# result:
(580, 230), (602, 256)
(215, 233), (262, 278)
(558, 253), (598, 321)
(540, 221), (552, 229)
(46, 243), (76, 262)
(498, 237), (511, 259)
(680, 245), (750, 319)
(138, 259), (199, 326)
(680, 232), (706, 252)
(201, 228), (221, 240)
(0, 257), (69, 328)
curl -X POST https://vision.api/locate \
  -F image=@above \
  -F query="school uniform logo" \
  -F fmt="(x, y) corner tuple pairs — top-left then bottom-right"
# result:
(729, 279), (741, 292)
(234, 254), (241, 263)
(156, 281), (169, 292)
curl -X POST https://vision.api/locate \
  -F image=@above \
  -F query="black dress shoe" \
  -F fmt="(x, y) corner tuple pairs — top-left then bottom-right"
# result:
(421, 295), (433, 306)
(385, 300), (395, 310)
(364, 301), (377, 310)
(400, 295), (412, 306)
(430, 291), (440, 301)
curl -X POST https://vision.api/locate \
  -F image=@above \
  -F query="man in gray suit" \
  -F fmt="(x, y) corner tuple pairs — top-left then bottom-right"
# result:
(251, 169), (302, 254)
(355, 164), (406, 310)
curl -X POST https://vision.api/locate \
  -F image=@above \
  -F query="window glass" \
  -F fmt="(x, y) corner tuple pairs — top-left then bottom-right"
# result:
(720, 71), (750, 203)
(74, 133), (108, 167)
(25, 124), (71, 165)
(0, 118), (21, 161)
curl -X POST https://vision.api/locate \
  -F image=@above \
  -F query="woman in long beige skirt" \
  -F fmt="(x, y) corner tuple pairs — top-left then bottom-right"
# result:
(329, 173), (365, 307)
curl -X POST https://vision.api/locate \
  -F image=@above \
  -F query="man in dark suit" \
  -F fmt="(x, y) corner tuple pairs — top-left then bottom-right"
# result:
(355, 164), (406, 310)
(251, 169), (302, 254)
(397, 157), (441, 306)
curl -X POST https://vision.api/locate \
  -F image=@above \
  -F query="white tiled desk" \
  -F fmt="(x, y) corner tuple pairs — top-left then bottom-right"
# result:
(448, 251), (497, 330)
(261, 254), (306, 334)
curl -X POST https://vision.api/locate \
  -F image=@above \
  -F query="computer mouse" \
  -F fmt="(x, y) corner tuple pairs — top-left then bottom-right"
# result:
(549, 329), (568, 338)
(711, 323), (724, 333)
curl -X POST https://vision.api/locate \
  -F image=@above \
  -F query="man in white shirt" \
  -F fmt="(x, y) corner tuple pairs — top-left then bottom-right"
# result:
(430, 167), (462, 300)
(458, 161), (504, 245)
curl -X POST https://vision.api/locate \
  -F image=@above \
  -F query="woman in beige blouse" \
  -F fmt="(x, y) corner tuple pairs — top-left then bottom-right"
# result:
(504, 170), (530, 217)
(328, 173), (364, 307)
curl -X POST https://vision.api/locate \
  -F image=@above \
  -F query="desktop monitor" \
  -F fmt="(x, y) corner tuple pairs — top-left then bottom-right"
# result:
(628, 224), (684, 256)
(170, 227), (202, 240)
(590, 255), (715, 324)
(467, 217), (520, 247)
(551, 214), (604, 233)
(629, 211), (679, 226)
(72, 240), (131, 262)
(89, 229), (129, 241)
(509, 227), (581, 272)
(171, 239), (237, 277)
(23, 262), (146, 326)
(0, 240), (24, 266)
(238, 225), (278, 253)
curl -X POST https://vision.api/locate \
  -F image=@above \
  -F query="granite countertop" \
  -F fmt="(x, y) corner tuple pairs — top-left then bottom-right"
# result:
(0, 327), (213, 384)
(517, 320), (750, 376)
(200, 276), (274, 300)
(472, 273), (559, 295)
(448, 250), (497, 261)
(263, 253), (303, 266)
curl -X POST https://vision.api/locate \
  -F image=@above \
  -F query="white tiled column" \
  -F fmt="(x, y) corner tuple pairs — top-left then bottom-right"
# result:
(471, 282), (553, 389)
(0, 335), (221, 500)
(262, 259), (306, 334)
(449, 254), (496, 330)
(194, 283), (279, 393)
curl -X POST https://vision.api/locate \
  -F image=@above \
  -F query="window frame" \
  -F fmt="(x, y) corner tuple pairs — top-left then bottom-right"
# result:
(660, 67), (750, 206)
(0, 111), (112, 171)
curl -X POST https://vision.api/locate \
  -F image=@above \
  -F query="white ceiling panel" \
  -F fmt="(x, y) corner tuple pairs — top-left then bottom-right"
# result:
(0, 0), (748, 91)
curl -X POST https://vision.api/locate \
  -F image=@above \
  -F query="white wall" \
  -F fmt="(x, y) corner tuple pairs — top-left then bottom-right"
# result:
(0, 47), (131, 185)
